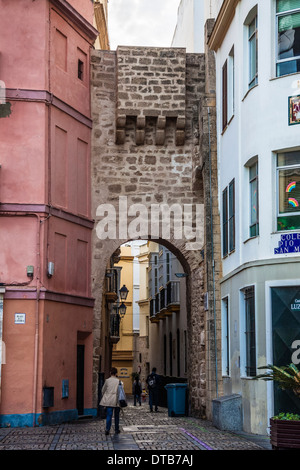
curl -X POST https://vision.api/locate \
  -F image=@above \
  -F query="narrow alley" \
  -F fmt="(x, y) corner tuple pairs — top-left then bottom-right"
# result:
(0, 398), (271, 452)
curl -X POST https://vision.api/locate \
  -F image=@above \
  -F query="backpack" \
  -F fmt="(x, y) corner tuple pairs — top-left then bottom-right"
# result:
(148, 374), (157, 388)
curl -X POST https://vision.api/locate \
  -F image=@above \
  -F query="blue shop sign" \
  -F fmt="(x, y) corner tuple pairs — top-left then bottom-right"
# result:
(274, 233), (300, 254)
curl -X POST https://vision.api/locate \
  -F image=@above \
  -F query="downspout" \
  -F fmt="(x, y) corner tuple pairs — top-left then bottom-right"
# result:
(208, 107), (218, 398)
(0, 286), (5, 407)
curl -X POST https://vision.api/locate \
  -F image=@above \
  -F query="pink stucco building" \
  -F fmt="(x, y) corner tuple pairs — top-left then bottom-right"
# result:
(0, 0), (97, 426)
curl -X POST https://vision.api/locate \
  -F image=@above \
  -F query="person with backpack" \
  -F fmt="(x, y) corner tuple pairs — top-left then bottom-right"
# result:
(146, 367), (160, 412)
(132, 375), (142, 406)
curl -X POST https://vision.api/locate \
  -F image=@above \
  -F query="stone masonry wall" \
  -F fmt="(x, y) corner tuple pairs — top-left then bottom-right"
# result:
(91, 37), (220, 419)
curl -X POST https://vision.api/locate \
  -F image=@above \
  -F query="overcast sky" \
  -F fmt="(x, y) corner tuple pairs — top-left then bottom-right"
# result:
(107, 0), (181, 50)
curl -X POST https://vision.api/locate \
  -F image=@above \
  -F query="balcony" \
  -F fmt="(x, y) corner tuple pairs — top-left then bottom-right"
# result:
(105, 269), (118, 302)
(109, 313), (120, 343)
(166, 280), (180, 311)
(149, 281), (180, 323)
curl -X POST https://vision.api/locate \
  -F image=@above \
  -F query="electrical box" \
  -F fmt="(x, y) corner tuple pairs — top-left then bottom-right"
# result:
(47, 262), (54, 277)
(27, 266), (34, 277)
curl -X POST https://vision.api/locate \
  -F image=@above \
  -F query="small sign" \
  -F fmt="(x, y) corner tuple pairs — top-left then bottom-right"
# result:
(15, 313), (26, 324)
(274, 233), (300, 254)
(175, 273), (188, 278)
(288, 95), (300, 126)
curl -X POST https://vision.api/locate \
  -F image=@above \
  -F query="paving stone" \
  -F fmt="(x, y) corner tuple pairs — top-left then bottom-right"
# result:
(0, 402), (271, 451)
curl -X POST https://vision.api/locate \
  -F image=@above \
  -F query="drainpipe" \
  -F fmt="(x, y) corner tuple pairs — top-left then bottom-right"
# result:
(32, 214), (43, 426)
(0, 285), (5, 406)
(208, 107), (218, 398)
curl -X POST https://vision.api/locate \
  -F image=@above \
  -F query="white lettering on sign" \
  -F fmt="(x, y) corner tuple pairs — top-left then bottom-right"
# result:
(291, 340), (300, 365)
(291, 298), (300, 310)
(14, 313), (26, 324)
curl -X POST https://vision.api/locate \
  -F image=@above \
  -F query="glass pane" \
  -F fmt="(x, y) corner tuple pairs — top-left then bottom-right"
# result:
(278, 168), (300, 214)
(271, 287), (300, 415)
(249, 17), (256, 37)
(249, 37), (257, 77)
(277, 58), (300, 75)
(229, 181), (235, 217)
(250, 223), (259, 237)
(278, 151), (300, 166)
(277, 214), (300, 230)
(249, 162), (257, 180)
(277, 0), (300, 13)
(250, 179), (258, 225)
(278, 12), (300, 32)
(229, 217), (235, 252)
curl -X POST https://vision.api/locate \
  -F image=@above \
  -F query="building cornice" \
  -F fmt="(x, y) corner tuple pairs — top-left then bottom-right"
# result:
(0, 204), (94, 229)
(208, 0), (240, 52)
(50, 0), (99, 42)
(5, 89), (93, 128)
(4, 288), (95, 307)
(94, 1), (110, 50)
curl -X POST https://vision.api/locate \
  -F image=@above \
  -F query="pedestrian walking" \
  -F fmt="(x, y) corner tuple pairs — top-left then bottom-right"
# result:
(100, 367), (121, 435)
(146, 367), (160, 412)
(132, 375), (142, 406)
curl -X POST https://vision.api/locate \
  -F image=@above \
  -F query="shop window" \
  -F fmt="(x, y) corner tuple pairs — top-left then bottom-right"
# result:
(277, 150), (300, 231)
(276, 0), (300, 77)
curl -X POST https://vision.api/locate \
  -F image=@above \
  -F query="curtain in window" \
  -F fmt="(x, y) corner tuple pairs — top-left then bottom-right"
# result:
(277, 0), (300, 14)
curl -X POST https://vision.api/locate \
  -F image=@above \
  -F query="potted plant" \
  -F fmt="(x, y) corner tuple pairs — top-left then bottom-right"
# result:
(256, 363), (300, 450)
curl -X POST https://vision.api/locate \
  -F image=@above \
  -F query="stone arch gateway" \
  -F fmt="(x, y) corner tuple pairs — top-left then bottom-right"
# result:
(91, 20), (222, 420)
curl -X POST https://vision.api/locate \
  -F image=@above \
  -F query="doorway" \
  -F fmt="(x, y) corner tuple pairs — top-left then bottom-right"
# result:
(77, 344), (85, 415)
(271, 286), (300, 414)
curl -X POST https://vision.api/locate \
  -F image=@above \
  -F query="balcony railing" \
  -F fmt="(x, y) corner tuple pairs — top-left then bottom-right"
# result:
(150, 281), (181, 323)
(110, 313), (120, 343)
(166, 280), (180, 309)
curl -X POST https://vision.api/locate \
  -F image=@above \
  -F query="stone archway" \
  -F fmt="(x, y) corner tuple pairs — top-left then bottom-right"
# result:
(91, 20), (222, 420)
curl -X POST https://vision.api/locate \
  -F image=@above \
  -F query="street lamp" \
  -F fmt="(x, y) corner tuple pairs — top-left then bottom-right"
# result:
(118, 302), (127, 318)
(118, 285), (129, 318)
(119, 284), (129, 301)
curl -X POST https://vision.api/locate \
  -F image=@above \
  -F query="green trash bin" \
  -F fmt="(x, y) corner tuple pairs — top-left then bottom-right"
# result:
(165, 383), (187, 417)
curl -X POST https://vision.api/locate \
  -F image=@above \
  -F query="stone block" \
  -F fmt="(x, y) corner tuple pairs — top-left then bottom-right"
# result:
(212, 394), (242, 431)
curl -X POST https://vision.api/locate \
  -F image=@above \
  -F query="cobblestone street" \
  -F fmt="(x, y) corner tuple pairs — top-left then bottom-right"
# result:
(0, 399), (271, 453)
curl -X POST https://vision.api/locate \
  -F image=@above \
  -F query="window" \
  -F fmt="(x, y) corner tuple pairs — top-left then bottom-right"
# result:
(249, 161), (259, 237)
(222, 179), (235, 257)
(78, 59), (84, 80)
(222, 47), (234, 130)
(243, 286), (256, 377)
(166, 252), (170, 282)
(248, 15), (258, 88)
(276, 0), (300, 77)
(277, 150), (300, 231)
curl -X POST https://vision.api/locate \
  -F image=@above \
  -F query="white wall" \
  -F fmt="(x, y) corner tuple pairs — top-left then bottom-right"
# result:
(171, 0), (223, 53)
(216, 0), (300, 277)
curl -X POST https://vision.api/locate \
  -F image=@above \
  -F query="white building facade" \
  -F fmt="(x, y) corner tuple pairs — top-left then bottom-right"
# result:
(172, 0), (223, 52)
(209, 0), (300, 434)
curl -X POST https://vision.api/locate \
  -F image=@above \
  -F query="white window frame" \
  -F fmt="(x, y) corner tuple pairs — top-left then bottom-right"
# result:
(275, 0), (300, 77)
